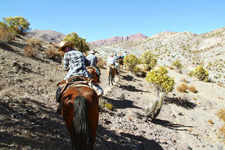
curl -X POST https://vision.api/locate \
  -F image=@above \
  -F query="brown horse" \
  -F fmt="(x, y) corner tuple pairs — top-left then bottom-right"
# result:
(118, 58), (124, 68)
(59, 69), (100, 150)
(61, 86), (99, 150)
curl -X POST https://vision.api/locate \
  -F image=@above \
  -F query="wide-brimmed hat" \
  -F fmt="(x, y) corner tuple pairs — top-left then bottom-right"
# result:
(58, 41), (74, 52)
(89, 50), (97, 54)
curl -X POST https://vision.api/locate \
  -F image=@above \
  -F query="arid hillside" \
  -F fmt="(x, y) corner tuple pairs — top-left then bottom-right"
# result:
(0, 31), (225, 150)
(94, 27), (225, 84)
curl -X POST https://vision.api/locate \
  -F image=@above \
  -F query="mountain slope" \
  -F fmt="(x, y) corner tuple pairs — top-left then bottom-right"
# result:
(27, 29), (66, 43)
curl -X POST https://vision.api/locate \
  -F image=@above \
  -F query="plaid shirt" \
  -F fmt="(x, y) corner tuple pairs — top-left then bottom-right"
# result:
(63, 49), (90, 79)
(86, 54), (98, 68)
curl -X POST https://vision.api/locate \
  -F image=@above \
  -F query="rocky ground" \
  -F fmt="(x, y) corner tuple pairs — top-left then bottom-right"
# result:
(0, 36), (225, 150)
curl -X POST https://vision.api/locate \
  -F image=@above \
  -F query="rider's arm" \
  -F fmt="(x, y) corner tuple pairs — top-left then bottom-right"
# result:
(84, 55), (91, 66)
(64, 53), (69, 71)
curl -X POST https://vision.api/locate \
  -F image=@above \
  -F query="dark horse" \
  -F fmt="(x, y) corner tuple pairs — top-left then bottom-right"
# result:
(61, 86), (99, 150)
(59, 69), (100, 150)
(118, 58), (124, 68)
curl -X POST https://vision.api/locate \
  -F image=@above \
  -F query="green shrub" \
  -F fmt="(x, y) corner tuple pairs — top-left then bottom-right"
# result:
(3, 16), (30, 35)
(141, 51), (157, 71)
(190, 66), (209, 81)
(145, 66), (175, 93)
(124, 54), (138, 72)
(172, 59), (183, 70)
(64, 32), (90, 53)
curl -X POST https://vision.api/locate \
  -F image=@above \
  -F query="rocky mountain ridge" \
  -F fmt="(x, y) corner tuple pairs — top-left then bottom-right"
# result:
(89, 33), (148, 46)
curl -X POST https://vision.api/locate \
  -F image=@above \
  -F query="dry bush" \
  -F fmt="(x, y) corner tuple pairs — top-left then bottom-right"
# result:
(217, 83), (225, 88)
(168, 66), (174, 70)
(217, 109), (225, 122)
(217, 109), (225, 144)
(24, 45), (37, 57)
(176, 83), (188, 93)
(218, 124), (225, 144)
(45, 48), (59, 59)
(0, 26), (16, 43)
(27, 38), (43, 47)
(188, 85), (198, 93)
(97, 57), (106, 69)
(180, 78), (189, 83)
(51, 43), (59, 49)
(208, 120), (214, 124)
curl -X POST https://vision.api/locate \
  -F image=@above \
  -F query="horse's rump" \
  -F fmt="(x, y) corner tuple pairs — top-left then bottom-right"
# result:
(61, 86), (99, 149)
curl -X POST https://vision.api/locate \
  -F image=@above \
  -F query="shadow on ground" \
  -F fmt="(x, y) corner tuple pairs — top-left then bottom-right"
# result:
(95, 124), (164, 150)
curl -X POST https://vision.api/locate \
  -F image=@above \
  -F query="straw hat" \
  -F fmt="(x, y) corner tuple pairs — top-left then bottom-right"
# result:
(89, 50), (97, 54)
(58, 41), (74, 52)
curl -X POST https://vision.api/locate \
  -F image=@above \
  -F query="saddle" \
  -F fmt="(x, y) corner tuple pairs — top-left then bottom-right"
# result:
(56, 76), (98, 103)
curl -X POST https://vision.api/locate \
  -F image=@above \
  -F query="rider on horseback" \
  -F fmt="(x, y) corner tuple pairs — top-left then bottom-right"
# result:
(56, 41), (103, 113)
(86, 49), (101, 82)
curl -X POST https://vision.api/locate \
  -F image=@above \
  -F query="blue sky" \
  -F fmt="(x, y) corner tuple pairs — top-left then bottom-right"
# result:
(1, 0), (224, 42)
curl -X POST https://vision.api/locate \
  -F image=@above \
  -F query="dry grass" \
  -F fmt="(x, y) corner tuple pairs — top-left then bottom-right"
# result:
(217, 109), (225, 122)
(27, 38), (43, 47)
(176, 83), (188, 93)
(218, 124), (225, 144)
(217, 83), (225, 88)
(168, 66), (174, 70)
(180, 78), (189, 83)
(188, 85), (198, 93)
(24, 45), (37, 57)
(0, 27), (16, 43)
(217, 109), (225, 144)
(45, 48), (59, 59)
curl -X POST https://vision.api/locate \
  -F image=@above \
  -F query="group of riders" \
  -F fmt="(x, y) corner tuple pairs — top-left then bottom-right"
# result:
(56, 41), (128, 114)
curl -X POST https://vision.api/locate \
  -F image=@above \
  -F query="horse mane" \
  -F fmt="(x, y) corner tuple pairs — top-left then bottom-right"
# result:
(72, 96), (92, 150)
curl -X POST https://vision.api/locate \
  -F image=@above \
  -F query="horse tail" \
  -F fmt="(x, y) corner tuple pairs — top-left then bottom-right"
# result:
(72, 96), (92, 150)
